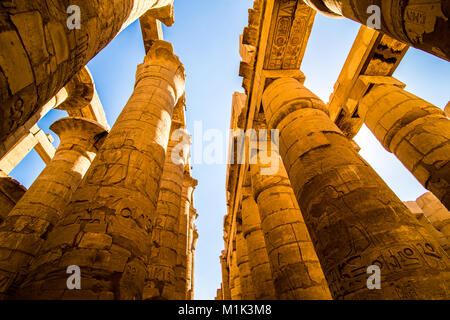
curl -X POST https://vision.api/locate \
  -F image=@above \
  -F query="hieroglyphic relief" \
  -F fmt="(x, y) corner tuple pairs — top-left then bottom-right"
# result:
(264, 1), (315, 70)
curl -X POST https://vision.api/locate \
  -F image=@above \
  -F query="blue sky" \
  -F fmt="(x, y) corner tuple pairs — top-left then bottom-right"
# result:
(10, 0), (450, 300)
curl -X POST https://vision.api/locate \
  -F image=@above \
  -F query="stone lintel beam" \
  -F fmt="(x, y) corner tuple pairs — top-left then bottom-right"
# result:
(140, 13), (164, 54)
(304, 0), (449, 61)
(0, 124), (55, 174)
(327, 25), (408, 138)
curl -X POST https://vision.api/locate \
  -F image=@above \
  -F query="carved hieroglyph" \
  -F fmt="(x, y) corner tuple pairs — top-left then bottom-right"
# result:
(0, 117), (107, 299)
(304, 0), (449, 61)
(15, 40), (185, 300)
(0, 0), (173, 142)
(261, 77), (450, 299)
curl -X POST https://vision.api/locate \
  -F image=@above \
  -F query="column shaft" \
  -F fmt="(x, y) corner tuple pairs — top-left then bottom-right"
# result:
(229, 249), (242, 300)
(145, 137), (186, 300)
(235, 229), (256, 299)
(174, 173), (196, 299)
(0, 117), (107, 298)
(251, 158), (331, 300)
(417, 192), (450, 250)
(359, 83), (450, 209)
(220, 252), (232, 300)
(15, 40), (185, 300)
(241, 187), (277, 300)
(262, 77), (450, 299)
(0, 172), (26, 224)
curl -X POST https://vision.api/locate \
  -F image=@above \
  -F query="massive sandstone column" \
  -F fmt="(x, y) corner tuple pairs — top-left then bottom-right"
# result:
(235, 224), (256, 300)
(0, 117), (107, 299)
(250, 154), (332, 300)
(241, 184), (277, 300)
(358, 79), (450, 210)
(220, 251), (232, 300)
(189, 227), (198, 300)
(0, 171), (26, 224)
(229, 247), (242, 300)
(176, 173), (197, 299)
(16, 40), (185, 300)
(304, 0), (449, 61)
(144, 125), (188, 300)
(0, 0), (174, 142)
(186, 205), (198, 300)
(417, 192), (450, 249)
(261, 77), (450, 299)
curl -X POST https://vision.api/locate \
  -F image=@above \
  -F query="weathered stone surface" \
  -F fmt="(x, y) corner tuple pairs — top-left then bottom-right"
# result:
(0, 117), (107, 299)
(0, 0), (174, 142)
(0, 172), (26, 224)
(250, 152), (331, 300)
(261, 77), (450, 299)
(304, 0), (450, 61)
(241, 184), (277, 300)
(417, 192), (450, 252)
(15, 40), (185, 300)
(144, 129), (187, 300)
(359, 80), (450, 210)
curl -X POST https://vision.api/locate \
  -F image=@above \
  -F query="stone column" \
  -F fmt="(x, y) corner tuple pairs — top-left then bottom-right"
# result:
(186, 206), (198, 299)
(0, 116), (107, 299)
(175, 173), (197, 299)
(250, 153), (331, 300)
(358, 79), (450, 210)
(189, 227), (198, 300)
(144, 125), (188, 300)
(417, 192), (450, 247)
(229, 248), (242, 300)
(16, 40), (185, 300)
(261, 77), (450, 299)
(220, 251), (232, 300)
(241, 184), (277, 300)
(0, 0), (174, 142)
(235, 224), (256, 300)
(304, 0), (449, 61)
(404, 200), (450, 255)
(0, 171), (26, 224)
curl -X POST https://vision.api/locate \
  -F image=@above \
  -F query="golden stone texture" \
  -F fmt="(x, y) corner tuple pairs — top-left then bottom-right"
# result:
(0, 0), (449, 301)
(358, 80), (450, 210)
(304, 0), (449, 61)
(261, 77), (450, 299)
(0, 117), (107, 299)
(0, 172), (26, 224)
(250, 154), (332, 300)
(15, 40), (185, 300)
(241, 184), (277, 300)
(0, 0), (173, 142)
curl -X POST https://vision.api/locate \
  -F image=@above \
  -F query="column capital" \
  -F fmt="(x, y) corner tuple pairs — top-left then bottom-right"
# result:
(262, 78), (328, 129)
(137, 40), (186, 102)
(50, 117), (108, 144)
